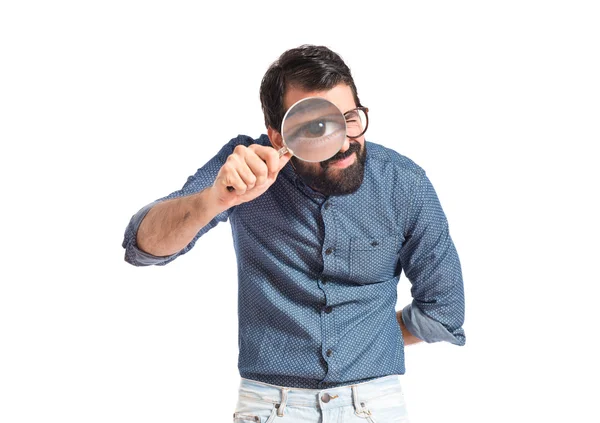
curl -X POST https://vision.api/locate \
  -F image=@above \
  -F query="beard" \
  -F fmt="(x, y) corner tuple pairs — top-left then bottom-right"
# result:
(291, 141), (367, 196)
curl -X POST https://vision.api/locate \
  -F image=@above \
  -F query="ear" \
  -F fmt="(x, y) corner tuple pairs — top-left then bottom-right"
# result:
(267, 126), (284, 150)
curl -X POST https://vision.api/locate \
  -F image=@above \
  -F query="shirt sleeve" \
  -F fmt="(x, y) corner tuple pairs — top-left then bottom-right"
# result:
(399, 170), (466, 345)
(121, 136), (248, 267)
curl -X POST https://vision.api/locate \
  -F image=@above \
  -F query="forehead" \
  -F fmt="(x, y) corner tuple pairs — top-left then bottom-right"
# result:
(283, 83), (356, 115)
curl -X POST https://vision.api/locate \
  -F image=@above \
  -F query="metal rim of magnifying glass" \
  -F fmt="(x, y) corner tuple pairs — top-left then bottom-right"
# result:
(280, 96), (347, 163)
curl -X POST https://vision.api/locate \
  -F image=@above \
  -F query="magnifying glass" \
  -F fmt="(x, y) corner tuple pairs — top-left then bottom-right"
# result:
(278, 96), (347, 162)
(227, 97), (347, 191)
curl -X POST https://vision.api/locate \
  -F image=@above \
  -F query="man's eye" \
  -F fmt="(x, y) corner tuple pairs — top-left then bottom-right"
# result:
(294, 119), (343, 140)
(300, 120), (327, 137)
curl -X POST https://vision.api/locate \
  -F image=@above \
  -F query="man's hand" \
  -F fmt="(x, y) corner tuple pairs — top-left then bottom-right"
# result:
(210, 144), (291, 208)
(396, 309), (423, 345)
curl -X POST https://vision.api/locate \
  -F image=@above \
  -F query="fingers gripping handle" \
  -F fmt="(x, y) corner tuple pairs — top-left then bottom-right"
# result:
(226, 146), (289, 192)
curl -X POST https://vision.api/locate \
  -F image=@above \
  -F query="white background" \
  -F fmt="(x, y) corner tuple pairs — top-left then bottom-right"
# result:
(1, 1), (599, 422)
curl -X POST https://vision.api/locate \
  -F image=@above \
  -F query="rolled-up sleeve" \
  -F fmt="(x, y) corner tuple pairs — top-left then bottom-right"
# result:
(122, 200), (178, 266)
(122, 136), (248, 267)
(399, 170), (466, 345)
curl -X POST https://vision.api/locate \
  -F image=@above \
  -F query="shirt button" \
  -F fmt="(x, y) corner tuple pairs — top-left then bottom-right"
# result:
(321, 278), (328, 285)
(324, 306), (333, 314)
(321, 393), (331, 403)
(326, 349), (333, 357)
(324, 202), (331, 210)
(325, 247), (334, 255)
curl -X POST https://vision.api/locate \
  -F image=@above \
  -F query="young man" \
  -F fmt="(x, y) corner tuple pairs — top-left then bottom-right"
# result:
(122, 45), (465, 422)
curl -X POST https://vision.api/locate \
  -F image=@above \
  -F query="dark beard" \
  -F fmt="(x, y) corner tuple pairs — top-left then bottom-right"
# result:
(292, 141), (367, 196)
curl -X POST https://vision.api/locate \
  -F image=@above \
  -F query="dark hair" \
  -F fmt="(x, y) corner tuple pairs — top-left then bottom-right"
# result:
(259, 45), (362, 132)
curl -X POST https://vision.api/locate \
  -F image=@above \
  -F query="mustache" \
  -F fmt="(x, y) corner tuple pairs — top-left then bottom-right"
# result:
(321, 141), (361, 168)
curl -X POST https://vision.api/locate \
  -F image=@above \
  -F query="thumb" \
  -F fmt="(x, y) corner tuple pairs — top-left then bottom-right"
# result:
(269, 152), (292, 179)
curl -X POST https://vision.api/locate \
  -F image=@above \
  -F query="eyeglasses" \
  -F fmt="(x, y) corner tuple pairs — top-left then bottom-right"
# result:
(344, 107), (369, 139)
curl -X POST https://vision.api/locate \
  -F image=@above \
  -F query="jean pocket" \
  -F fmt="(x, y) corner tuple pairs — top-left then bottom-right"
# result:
(349, 234), (399, 284)
(360, 390), (409, 423)
(233, 397), (278, 423)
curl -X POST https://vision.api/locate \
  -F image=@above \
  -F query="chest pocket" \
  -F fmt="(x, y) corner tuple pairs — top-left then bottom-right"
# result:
(349, 234), (399, 284)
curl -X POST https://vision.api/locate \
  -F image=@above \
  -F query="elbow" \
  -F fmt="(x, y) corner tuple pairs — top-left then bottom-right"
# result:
(402, 302), (466, 346)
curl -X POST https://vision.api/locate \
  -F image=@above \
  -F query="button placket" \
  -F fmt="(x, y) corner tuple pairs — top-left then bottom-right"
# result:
(320, 197), (338, 386)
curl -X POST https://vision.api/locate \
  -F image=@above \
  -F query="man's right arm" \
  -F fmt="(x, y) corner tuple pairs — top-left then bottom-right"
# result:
(136, 187), (225, 257)
(122, 138), (291, 267)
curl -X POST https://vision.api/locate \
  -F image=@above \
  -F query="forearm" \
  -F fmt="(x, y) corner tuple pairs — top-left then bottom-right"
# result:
(396, 309), (423, 346)
(136, 187), (225, 257)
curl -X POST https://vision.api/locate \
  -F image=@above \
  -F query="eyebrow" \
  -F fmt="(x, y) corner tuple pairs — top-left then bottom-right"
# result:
(283, 101), (336, 117)
(343, 109), (358, 117)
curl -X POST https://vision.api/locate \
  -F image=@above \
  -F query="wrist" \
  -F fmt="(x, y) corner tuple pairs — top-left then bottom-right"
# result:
(195, 186), (228, 217)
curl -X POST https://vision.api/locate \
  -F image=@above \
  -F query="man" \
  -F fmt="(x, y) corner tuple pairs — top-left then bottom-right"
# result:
(122, 45), (465, 422)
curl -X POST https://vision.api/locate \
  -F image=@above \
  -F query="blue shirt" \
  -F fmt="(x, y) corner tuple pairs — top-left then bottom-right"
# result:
(122, 134), (466, 389)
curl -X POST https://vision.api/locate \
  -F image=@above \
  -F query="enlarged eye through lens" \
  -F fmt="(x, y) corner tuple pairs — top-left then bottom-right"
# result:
(304, 120), (326, 137)
(281, 97), (348, 162)
(292, 116), (344, 143)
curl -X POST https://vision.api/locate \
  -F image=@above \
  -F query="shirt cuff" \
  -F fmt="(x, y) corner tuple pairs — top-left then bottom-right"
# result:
(402, 303), (466, 345)
(124, 201), (180, 266)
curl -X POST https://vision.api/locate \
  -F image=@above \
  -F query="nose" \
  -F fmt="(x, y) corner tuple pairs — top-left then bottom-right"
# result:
(338, 137), (351, 153)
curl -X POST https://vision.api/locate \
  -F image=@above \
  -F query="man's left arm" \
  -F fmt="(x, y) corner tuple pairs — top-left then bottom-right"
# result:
(397, 169), (466, 346)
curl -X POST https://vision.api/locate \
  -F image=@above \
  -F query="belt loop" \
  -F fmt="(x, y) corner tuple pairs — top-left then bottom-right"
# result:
(277, 387), (289, 417)
(351, 385), (371, 417)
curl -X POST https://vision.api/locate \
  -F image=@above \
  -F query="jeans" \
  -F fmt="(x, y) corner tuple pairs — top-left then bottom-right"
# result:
(232, 374), (410, 422)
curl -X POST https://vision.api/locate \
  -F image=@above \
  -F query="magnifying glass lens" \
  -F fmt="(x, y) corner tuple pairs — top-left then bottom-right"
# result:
(281, 97), (346, 163)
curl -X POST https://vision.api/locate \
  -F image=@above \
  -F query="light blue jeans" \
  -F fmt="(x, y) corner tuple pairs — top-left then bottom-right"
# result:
(232, 374), (410, 422)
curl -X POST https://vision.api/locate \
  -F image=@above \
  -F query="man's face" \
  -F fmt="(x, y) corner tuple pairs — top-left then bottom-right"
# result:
(268, 83), (367, 196)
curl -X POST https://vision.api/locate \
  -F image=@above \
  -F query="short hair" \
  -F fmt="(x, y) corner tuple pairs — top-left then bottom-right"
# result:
(259, 45), (362, 132)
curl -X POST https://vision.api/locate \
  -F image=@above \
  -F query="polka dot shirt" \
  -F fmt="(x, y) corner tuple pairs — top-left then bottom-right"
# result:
(122, 134), (466, 389)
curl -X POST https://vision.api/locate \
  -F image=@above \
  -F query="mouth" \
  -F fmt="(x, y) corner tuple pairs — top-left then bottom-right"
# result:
(321, 141), (361, 169)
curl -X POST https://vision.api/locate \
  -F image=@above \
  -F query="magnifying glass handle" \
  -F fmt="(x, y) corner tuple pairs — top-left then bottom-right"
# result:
(226, 146), (291, 192)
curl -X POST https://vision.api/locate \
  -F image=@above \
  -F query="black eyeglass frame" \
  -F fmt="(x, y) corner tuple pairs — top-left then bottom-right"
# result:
(344, 106), (370, 139)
